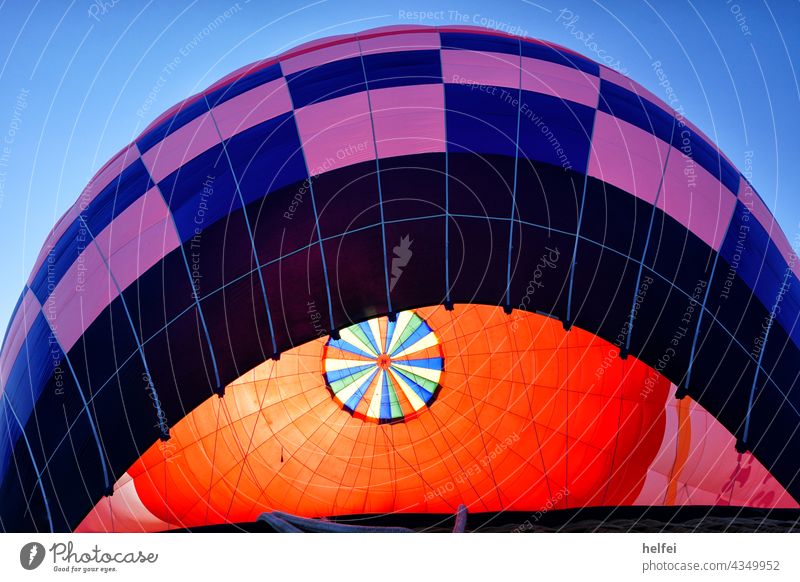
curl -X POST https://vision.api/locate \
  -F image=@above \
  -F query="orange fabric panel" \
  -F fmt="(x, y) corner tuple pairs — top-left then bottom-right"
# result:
(79, 305), (672, 531)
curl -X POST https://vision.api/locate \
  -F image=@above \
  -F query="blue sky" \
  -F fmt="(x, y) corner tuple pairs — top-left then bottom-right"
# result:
(0, 0), (797, 330)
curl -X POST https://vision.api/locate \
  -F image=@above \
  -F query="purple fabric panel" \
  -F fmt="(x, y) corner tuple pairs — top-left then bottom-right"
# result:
(94, 187), (181, 292)
(212, 77), (293, 141)
(370, 84), (446, 158)
(141, 112), (220, 183)
(659, 144), (737, 251)
(49, 243), (119, 352)
(441, 48), (519, 89)
(589, 111), (670, 204)
(281, 38), (360, 75)
(521, 56), (599, 108)
(294, 92), (376, 176)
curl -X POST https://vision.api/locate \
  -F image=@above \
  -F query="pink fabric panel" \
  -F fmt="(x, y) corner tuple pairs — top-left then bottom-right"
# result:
(76, 472), (173, 533)
(636, 387), (799, 508)
(521, 57), (599, 108)
(659, 147), (737, 250)
(212, 78), (293, 141)
(370, 84), (446, 158)
(141, 112), (220, 184)
(634, 385), (678, 505)
(281, 39), (359, 75)
(678, 398), (798, 508)
(588, 112), (670, 204)
(49, 244), (119, 352)
(0, 290), (41, 391)
(440, 49), (519, 89)
(28, 205), (81, 285)
(294, 92), (376, 176)
(359, 31), (440, 54)
(94, 188), (180, 292)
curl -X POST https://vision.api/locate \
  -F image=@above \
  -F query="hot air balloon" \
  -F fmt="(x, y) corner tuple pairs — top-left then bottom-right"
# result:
(0, 25), (797, 533)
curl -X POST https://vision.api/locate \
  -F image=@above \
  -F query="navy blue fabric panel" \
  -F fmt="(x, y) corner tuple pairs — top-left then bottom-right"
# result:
(263, 244), (338, 350)
(747, 377), (800, 496)
(520, 40), (599, 76)
(719, 201), (788, 328)
(1, 288), (26, 348)
(569, 241), (641, 341)
(445, 84), (518, 157)
(248, 180), (319, 262)
(628, 267), (709, 383)
(383, 216), (447, 309)
(0, 401), (22, 484)
(157, 143), (240, 242)
(440, 32), (519, 56)
(0, 431), (41, 530)
(200, 274), (275, 382)
(285, 57), (366, 109)
(88, 352), (169, 487)
(140, 307), (217, 422)
(518, 90), (594, 173)
(36, 410), (109, 531)
(507, 225), (573, 320)
(29, 218), (85, 305)
(448, 218), (510, 306)
(83, 158), (154, 237)
(580, 177), (650, 258)
(447, 154), (516, 219)
(206, 63), (283, 107)
(760, 322), (800, 400)
(2, 314), (60, 433)
(182, 207), (256, 300)
(645, 205), (716, 297)
(120, 246), (195, 342)
(322, 227), (390, 328)
(598, 80), (674, 144)
(136, 97), (210, 154)
(515, 160), (582, 235)
(673, 125), (739, 195)
(362, 49), (442, 90)
(64, 296), (140, 398)
(312, 160), (382, 235)
(224, 111), (307, 205)
(775, 275), (800, 348)
(686, 318), (757, 414)
(705, 255), (774, 362)
(14, 343), (105, 531)
(378, 153), (446, 222)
